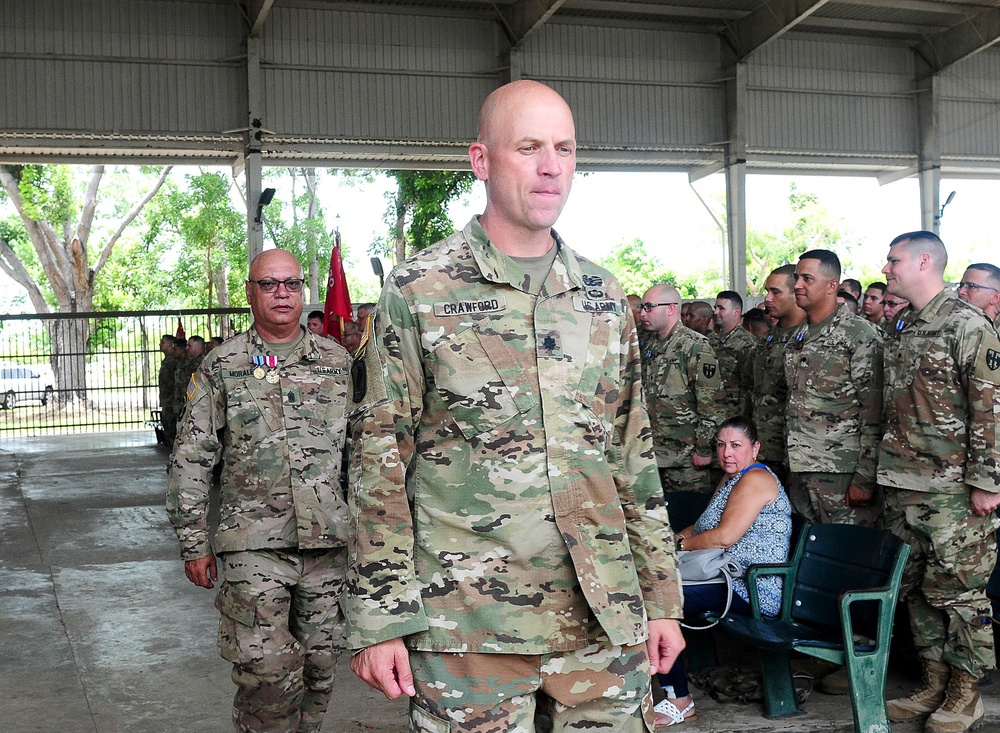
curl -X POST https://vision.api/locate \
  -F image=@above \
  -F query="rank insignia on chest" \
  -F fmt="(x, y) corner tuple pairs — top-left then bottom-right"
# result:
(537, 330), (563, 359)
(987, 348), (1000, 371)
(703, 363), (717, 379)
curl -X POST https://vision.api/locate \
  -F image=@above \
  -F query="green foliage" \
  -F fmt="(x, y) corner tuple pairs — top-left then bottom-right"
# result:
(595, 238), (722, 298)
(145, 172), (248, 308)
(17, 165), (78, 226)
(375, 170), (476, 260)
(745, 183), (864, 295)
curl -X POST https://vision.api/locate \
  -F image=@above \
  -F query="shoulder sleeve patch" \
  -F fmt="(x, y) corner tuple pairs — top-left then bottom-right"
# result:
(185, 374), (199, 401)
(976, 330), (1000, 383)
(351, 311), (389, 410)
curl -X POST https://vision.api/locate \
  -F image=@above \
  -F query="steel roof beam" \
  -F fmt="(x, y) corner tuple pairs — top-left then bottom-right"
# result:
(721, 0), (832, 60)
(914, 5), (1000, 77)
(502, 0), (568, 47)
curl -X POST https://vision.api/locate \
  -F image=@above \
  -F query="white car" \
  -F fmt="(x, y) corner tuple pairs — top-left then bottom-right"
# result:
(0, 364), (55, 409)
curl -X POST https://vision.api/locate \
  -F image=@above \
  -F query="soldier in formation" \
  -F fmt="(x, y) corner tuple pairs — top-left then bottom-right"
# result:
(639, 283), (725, 495)
(880, 232), (1000, 733)
(745, 264), (806, 485)
(710, 290), (757, 419)
(785, 249), (883, 528)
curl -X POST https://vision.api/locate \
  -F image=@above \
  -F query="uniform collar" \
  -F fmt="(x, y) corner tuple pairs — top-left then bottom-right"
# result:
(794, 301), (847, 342)
(247, 325), (320, 363)
(462, 217), (584, 295)
(908, 288), (954, 325)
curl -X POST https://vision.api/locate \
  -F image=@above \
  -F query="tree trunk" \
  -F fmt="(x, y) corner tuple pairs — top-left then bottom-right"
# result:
(48, 318), (91, 404)
(0, 164), (172, 405)
(213, 262), (233, 339)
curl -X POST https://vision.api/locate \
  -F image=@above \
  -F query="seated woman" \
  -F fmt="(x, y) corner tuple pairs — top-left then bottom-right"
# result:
(655, 415), (792, 727)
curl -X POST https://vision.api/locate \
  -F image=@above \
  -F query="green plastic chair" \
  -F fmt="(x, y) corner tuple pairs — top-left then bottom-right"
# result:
(718, 523), (909, 733)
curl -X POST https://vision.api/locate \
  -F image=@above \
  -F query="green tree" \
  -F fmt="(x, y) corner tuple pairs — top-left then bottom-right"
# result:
(596, 238), (718, 298)
(0, 164), (171, 401)
(746, 183), (864, 295)
(374, 170), (476, 263)
(145, 171), (247, 311)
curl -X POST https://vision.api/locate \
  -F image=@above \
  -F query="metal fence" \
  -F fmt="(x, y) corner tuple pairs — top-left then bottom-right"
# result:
(0, 308), (252, 438)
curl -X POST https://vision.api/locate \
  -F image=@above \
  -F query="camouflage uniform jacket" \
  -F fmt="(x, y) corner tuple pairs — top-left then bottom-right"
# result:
(710, 325), (757, 418)
(173, 354), (204, 422)
(784, 304), (884, 494)
(642, 323), (725, 466)
(878, 289), (1000, 495)
(166, 327), (351, 561)
(344, 219), (683, 654)
(158, 353), (177, 409)
(747, 324), (800, 466)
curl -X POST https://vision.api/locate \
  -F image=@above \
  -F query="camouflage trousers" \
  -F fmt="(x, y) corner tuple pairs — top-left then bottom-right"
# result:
(161, 403), (177, 446)
(659, 465), (714, 495)
(787, 471), (881, 527)
(216, 547), (347, 733)
(884, 488), (999, 678)
(408, 625), (655, 732)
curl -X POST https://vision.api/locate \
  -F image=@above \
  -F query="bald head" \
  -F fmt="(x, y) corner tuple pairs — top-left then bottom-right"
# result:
(249, 249), (303, 281)
(246, 249), (305, 342)
(638, 283), (681, 338)
(469, 81), (577, 254)
(477, 80), (574, 147)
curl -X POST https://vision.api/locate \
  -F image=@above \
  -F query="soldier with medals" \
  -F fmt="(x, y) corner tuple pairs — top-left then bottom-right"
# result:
(167, 249), (352, 732)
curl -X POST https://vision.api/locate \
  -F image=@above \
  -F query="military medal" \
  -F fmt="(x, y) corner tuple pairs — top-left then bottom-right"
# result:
(264, 354), (280, 383)
(251, 356), (267, 379)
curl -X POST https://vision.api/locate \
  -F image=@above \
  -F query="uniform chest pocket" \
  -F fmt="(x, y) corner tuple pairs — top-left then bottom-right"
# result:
(226, 382), (266, 432)
(430, 324), (538, 440)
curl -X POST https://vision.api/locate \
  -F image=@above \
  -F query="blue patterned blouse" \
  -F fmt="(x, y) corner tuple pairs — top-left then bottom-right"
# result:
(692, 463), (792, 616)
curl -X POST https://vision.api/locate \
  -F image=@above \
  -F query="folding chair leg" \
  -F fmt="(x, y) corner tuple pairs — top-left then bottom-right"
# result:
(683, 629), (718, 671)
(757, 649), (803, 719)
(846, 655), (890, 733)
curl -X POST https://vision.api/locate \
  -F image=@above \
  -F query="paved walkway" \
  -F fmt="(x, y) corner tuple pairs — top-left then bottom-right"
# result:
(0, 431), (996, 732)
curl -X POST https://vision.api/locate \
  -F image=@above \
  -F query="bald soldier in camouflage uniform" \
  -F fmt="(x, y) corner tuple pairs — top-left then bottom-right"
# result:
(167, 249), (351, 733)
(879, 232), (1000, 733)
(638, 283), (725, 494)
(785, 249), (884, 527)
(345, 80), (685, 733)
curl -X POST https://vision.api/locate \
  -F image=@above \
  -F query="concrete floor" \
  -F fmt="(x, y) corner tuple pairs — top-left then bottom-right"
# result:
(0, 430), (997, 733)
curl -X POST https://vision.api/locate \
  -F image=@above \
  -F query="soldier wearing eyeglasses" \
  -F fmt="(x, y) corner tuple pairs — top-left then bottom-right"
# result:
(167, 248), (352, 732)
(957, 263), (1000, 329)
(638, 282), (725, 495)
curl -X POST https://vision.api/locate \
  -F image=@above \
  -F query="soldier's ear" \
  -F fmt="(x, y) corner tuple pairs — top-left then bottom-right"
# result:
(469, 142), (489, 181)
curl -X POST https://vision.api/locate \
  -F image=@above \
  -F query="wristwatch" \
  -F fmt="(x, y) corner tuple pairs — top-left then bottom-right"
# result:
(676, 536), (685, 551)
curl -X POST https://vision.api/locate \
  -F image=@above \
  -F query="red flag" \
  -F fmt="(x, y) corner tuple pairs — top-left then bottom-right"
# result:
(175, 317), (185, 340)
(323, 231), (353, 343)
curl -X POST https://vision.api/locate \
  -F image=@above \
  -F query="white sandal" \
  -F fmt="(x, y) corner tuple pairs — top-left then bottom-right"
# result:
(653, 697), (697, 727)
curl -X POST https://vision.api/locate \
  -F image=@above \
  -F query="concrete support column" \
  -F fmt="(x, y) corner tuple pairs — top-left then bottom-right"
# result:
(724, 59), (749, 295)
(915, 65), (941, 233)
(245, 35), (265, 261)
(725, 161), (748, 295)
